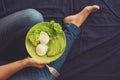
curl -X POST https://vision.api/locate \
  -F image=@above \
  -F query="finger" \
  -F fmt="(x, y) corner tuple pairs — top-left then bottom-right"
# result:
(36, 60), (50, 65)
(36, 65), (46, 69)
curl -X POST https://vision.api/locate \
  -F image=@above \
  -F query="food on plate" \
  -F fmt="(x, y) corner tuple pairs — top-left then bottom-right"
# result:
(36, 44), (48, 56)
(47, 39), (59, 56)
(27, 20), (66, 57)
(40, 31), (50, 44)
(28, 30), (40, 46)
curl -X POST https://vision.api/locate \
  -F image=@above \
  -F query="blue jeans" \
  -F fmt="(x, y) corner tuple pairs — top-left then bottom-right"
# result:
(0, 9), (80, 80)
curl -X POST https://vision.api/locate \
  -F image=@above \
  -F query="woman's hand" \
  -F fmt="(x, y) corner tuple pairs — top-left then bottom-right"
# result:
(0, 57), (50, 80)
(23, 57), (50, 68)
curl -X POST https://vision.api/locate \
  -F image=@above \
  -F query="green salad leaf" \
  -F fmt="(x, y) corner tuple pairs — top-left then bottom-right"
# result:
(28, 20), (63, 47)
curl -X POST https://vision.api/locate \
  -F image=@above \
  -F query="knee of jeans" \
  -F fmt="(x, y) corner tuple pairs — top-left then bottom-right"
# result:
(22, 9), (44, 22)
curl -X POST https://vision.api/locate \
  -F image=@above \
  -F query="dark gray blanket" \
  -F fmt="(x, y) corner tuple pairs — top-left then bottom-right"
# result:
(0, 0), (120, 80)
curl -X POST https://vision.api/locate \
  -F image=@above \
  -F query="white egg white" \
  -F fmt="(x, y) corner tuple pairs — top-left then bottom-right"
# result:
(39, 31), (50, 44)
(36, 44), (48, 56)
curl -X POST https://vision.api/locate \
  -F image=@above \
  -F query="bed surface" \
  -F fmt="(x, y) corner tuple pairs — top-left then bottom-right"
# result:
(0, 0), (120, 80)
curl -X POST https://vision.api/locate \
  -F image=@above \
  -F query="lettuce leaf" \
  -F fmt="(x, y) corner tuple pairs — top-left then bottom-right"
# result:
(28, 20), (63, 47)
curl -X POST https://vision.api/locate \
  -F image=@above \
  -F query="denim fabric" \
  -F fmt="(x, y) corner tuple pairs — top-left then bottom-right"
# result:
(9, 23), (80, 80)
(0, 9), (44, 62)
(49, 23), (80, 70)
(0, 9), (80, 80)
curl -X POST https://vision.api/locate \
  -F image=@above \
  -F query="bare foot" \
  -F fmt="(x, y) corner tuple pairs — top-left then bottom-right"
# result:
(64, 5), (100, 27)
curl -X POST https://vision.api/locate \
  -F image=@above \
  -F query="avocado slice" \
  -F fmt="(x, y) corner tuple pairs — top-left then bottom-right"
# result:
(47, 38), (59, 57)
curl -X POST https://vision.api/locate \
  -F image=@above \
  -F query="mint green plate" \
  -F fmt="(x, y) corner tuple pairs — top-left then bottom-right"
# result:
(25, 21), (66, 62)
